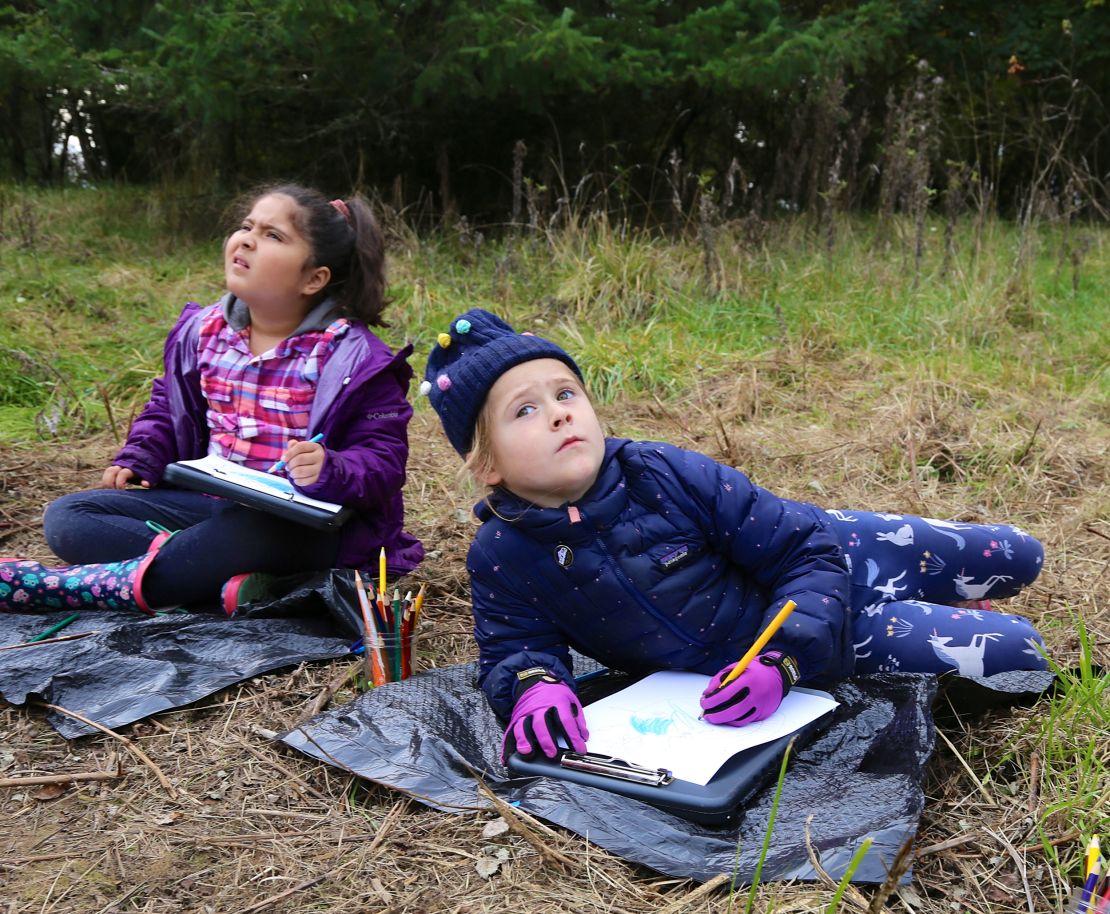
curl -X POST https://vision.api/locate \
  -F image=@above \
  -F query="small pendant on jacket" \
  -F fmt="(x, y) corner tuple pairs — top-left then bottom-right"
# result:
(567, 505), (581, 523)
(555, 544), (574, 568)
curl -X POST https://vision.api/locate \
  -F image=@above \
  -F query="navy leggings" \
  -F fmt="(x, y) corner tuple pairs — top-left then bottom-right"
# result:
(43, 488), (342, 608)
(825, 510), (1047, 677)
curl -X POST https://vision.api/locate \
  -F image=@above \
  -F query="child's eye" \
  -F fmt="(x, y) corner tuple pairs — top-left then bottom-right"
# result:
(515, 404), (536, 418)
(266, 230), (282, 240)
(556, 388), (575, 401)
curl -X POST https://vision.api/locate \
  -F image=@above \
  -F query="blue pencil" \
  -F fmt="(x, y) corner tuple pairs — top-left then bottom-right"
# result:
(268, 433), (324, 474)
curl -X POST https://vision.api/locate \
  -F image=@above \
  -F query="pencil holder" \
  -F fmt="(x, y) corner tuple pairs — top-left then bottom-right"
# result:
(351, 570), (426, 688)
(365, 631), (412, 685)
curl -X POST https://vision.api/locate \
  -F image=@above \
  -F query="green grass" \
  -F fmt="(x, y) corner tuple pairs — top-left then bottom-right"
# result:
(0, 185), (1107, 446)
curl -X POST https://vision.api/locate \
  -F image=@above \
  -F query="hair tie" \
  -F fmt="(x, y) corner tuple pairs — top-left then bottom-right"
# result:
(329, 199), (352, 224)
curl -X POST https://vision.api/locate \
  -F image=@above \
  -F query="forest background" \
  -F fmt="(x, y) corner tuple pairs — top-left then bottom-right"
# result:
(3, 0), (1109, 224)
(1, 2), (1108, 913)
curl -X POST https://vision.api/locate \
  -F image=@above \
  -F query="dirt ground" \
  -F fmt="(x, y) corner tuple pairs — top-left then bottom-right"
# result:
(1, 356), (1107, 913)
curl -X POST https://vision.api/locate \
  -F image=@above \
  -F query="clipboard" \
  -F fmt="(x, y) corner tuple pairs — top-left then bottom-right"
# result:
(507, 693), (835, 826)
(164, 456), (353, 530)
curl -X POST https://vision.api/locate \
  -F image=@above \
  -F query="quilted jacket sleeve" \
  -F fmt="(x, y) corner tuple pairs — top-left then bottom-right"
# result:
(296, 363), (413, 512)
(112, 304), (207, 483)
(644, 444), (853, 682)
(468, 535), (576, 719)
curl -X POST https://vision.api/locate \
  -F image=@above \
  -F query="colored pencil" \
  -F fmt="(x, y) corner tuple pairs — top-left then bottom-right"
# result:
(268, 432), (323, 473)
(392, 589), (403, 682)
(29, 613), (80, 642)
(353, 571), (386, 686)
(379, 547), (387, 602)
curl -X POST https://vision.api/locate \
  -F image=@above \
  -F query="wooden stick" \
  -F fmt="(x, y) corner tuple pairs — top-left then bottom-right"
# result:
(474, 779), (577, 869)
(234, 738), (329, 802)
(0, 630), (99, 652)
(232, 873), (331, 914)
(0, 767), (120, 788)
(296, 662), (358, 725)
(654, 874), (730, 914)
(35, 701), (177, 799)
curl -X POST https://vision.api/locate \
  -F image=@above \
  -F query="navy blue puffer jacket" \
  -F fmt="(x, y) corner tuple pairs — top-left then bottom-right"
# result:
(468, 439), (853, 718)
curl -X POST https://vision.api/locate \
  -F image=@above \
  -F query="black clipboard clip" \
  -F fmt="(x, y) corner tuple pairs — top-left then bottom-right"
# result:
(559, 751), (674, 787)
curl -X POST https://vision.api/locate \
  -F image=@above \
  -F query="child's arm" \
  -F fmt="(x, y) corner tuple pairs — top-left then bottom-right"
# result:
(644, 443), (852, 684)
(110, 304), (207, 485)
(295, 371), (413, 510)
(468, 544), (578, 721)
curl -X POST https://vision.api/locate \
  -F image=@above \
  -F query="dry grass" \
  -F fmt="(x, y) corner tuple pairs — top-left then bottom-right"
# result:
(1, 345), (1107, 913)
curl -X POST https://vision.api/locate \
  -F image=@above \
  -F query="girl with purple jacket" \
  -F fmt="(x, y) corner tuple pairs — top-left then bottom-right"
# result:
(1, 185), (421, 615)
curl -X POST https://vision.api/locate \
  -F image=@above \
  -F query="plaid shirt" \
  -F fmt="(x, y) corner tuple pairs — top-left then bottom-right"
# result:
(197, 308), (350, 471)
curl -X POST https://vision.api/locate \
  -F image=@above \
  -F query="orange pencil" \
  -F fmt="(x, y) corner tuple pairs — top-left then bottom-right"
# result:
(353, 571), (386, 686)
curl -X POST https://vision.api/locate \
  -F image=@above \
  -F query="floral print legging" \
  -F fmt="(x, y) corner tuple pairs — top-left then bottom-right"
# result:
(822, 510), (1047, 678)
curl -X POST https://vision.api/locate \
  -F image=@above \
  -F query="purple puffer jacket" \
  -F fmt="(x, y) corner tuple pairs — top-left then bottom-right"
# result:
(112, 302), (423, 574)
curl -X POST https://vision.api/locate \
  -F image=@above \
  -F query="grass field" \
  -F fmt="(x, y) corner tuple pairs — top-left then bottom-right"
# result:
(0, 186), (1107, 913)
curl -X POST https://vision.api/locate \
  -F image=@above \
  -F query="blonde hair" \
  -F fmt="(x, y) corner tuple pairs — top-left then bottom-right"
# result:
(459, 404), (496, 490)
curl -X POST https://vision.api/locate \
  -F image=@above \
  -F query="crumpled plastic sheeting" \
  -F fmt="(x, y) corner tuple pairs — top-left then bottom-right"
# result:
(0, 570), (362, 738)
(282, 661), (947, 885)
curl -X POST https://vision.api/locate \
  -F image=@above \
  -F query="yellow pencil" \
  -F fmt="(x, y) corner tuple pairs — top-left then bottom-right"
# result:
(719, 599), (798, 686)
(379, 547), (387, 597)
(1086, 835), (1101, 878)
(412, 582), (427, 622)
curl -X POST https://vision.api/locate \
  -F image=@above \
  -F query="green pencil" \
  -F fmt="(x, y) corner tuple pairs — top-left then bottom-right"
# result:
(29, 613), (80, 643)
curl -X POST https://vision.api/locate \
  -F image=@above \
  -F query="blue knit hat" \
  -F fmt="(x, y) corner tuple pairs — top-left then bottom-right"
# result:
(422, 308), (582, 455)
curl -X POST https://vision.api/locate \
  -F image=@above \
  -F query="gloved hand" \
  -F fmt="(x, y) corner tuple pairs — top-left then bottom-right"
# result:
(501, 676), (589, 764)
(699, 651), (800, 727)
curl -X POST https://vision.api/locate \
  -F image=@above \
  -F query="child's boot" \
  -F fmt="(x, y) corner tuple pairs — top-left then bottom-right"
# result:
(0, 529), (175, 615)
(220, 572), (281, 617)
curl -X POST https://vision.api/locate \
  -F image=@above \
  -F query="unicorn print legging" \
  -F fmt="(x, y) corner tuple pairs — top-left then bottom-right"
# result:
(822, 510), (1047, 678)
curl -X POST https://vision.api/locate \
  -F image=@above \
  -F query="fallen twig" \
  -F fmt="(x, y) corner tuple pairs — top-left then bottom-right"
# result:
(0, 630), (99, 652)
(296, 661), (358, 725)
(655, 873), (730, 914)
(234, 737), (329, 802)
(232, 872), (331, 914)
(0, 763), (120, 788)
(34, 701), (177, 799)
(474, 778), (578, 869)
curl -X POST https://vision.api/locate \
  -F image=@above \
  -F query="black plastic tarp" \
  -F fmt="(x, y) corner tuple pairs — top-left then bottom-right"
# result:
(0, 571), (361, 738)
(278, 661), (1053, 885)
(1, 568), (1053, 886)
(279, 658), (931, 884)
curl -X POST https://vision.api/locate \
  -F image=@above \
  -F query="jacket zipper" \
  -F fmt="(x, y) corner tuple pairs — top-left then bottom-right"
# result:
(580, 508), (711, 649)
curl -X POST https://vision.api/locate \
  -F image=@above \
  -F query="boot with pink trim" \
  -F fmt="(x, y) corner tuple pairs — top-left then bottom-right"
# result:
(0, 527), (176, 615)
(220, 572), (281, 617)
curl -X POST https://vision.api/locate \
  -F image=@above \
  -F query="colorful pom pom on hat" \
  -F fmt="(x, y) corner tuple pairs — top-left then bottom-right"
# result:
(423, 308), (582, 455)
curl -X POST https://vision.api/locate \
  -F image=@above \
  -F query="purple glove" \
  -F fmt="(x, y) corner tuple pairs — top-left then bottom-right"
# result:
(501, 678), (589, 764)
(699, 652), (800, 727)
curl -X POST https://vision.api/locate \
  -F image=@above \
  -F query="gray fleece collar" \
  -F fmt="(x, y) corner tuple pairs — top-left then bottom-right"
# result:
(219, 293), (344, 335)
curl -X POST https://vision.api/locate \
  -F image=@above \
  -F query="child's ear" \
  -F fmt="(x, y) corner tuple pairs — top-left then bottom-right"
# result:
(301, 265), (331, 297)
(475, 461), (501, 488)
(478, 465), (503, 488)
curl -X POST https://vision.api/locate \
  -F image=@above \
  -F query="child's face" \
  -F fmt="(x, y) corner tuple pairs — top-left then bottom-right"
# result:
(224, 194), (330, 317)
(479, 358), (606, 508)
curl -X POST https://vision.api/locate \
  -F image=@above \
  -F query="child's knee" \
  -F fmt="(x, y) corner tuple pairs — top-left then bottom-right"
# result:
(42, 494), (80, 555)
(1003, 529), (1044, 589)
